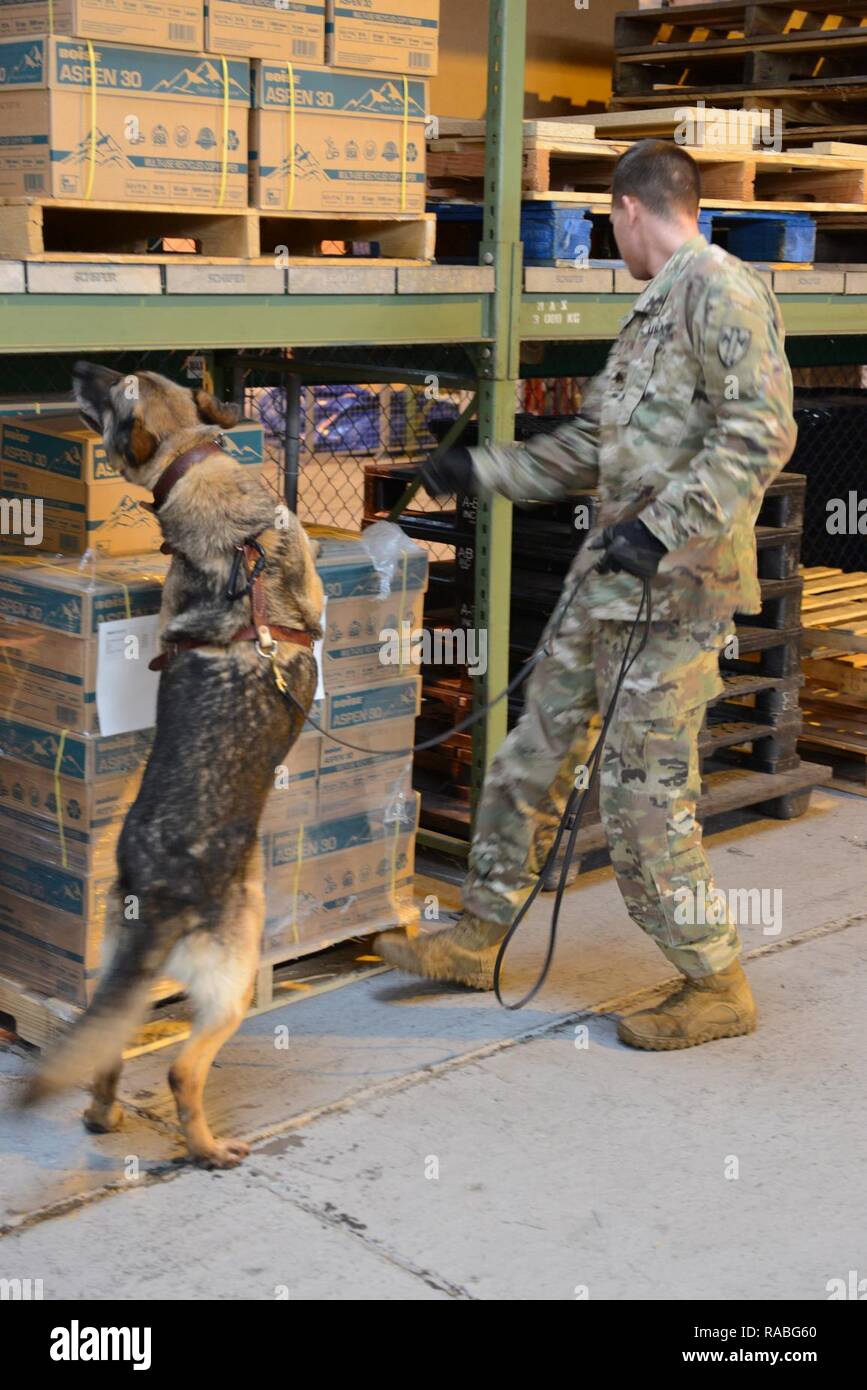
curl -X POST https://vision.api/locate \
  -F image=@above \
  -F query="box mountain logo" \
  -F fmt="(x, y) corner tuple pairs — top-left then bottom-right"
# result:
(154, 60), (248, 100)
(274, 144), (329, 183)
(4, 42), (45, 83)
(344, 82), (425, 117)
(60, 130), (134, 170)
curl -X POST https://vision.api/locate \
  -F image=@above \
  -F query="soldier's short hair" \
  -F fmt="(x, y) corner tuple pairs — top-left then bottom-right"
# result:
(611, 139), (700, 219)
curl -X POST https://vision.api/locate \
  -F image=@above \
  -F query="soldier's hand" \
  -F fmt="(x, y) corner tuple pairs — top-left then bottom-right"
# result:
(589, 518), (667, 579)
(420, 445), (474, 499)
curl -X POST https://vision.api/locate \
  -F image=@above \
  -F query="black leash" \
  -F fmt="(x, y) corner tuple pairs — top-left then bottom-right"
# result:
(278, 537), (605, 759)
(493, 577), (653, 1010)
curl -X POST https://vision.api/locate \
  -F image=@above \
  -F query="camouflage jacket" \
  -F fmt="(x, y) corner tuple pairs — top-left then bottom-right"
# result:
(470, 234), (797, 622)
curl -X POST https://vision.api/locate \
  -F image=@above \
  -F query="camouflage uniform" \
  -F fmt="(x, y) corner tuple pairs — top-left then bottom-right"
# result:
(464, 235), (797, 979)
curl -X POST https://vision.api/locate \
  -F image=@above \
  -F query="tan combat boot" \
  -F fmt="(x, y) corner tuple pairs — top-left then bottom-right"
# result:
(374, 914), (504, 990)
(617, 960), (757, 1051)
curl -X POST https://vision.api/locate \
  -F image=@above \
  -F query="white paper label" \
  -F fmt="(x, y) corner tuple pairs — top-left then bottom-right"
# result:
(96, 615), (161, 737)
(313, 598), (327, 701)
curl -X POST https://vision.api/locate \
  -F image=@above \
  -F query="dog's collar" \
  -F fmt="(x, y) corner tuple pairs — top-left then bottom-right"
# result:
(149, 434), (225, 512)
(148, 626), (313, 672)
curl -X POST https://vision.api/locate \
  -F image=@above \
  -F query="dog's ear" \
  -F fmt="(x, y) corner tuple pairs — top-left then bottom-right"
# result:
(125, 418), (159, 468)
(194, 390), (241, 429)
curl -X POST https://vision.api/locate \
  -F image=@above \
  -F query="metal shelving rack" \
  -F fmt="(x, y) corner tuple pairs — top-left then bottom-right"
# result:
(1, 0), (863, 854)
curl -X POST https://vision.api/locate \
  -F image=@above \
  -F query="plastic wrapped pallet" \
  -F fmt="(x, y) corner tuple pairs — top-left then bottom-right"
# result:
(0, 551), (165, 1003)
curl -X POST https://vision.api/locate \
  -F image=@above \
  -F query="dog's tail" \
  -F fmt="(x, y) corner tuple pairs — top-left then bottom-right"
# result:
(18, 915), (186, 1107)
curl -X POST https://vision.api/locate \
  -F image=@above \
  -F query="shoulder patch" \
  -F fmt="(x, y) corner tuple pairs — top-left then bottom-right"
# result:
(718, 325), (752, 368)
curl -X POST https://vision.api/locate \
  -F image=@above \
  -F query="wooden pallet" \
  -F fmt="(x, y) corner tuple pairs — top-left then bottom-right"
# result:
(0, 197), (435, 265)
(0, 942), (389, 1057)
(800, 688), (867, 788)
(801, 567), (867, 653)
(614, 2), (867, 98)
(428, 132), (867, 206)
(616, 0), (867, 54)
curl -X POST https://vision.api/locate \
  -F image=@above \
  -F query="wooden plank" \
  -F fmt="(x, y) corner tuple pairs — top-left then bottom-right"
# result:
(165, 263), (285, 294)
(525, 266), (615, 293)
(772, 269), (846, 293)
(590, 104), (771, 147)
(432, 116), (596, 142)
(0, 261), (25, 293)
(802, 630), (867, 655)
(845, 270), (867, 293)
(397, 265), (495, 294)
(614, 267), (650, 293)
(803, 658), (867, 699)
(25, 262), (163, 294)
(288, 265), (396, 295)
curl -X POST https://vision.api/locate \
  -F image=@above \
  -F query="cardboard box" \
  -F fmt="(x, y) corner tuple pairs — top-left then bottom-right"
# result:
(206, 0), (324, 63)
(0, 2), (204, 50)
(1, 461), (161, 556)
(0, 885), (104, 1003)
(0, 551), (167, 637)
(0, 35), (249, 205)
(0, 616), (162, 734)
(250, 61), (426, 214)
(260, 697), (323, 832)
(0, 803), (120, 871)
(317, 673), (418, 817)
(0, 754), (139, 839)
(317, 534), (428, 691)
(0, 711), (152, 783)
(262, 791), (418, 957)
(326, 0), (439, 76)
(0, 415), (265, 486)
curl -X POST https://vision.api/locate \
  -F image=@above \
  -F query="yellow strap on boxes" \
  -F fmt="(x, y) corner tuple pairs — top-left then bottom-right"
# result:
(286, 62), (297, 211)
(218, 55), (230, 208)
(52, 728), (68, 869)
(289, 822), (304, 944)
(84, 39), (98, 201)
(47, 0), (54, 30)
(401, 76), (409, 213)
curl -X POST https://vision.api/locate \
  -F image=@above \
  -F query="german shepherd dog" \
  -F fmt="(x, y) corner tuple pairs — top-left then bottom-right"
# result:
(20, 363), (323, 1168)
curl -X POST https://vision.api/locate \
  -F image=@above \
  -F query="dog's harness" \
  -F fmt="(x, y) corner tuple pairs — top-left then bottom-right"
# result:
(146, 437), (313, 678)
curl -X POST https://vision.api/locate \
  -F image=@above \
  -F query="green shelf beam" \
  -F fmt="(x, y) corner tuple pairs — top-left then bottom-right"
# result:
(0, 293), (492, 354)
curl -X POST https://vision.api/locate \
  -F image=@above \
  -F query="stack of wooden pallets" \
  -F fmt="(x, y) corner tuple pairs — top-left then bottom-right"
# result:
(799, 567), (867, 792)
(427, 102), (867, 282)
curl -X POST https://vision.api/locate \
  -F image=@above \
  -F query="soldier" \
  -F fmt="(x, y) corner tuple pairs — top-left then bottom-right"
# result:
(375, 140), (797, 1050)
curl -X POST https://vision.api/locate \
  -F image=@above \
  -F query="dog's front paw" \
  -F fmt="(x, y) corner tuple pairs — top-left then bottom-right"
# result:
(83, 1102), (123, 1134)
(193, 1138), (250, 1170)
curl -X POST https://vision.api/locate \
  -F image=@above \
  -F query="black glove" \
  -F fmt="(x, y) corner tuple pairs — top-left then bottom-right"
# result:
(420, 445), (474, 499)
(589, 518), (667, 579)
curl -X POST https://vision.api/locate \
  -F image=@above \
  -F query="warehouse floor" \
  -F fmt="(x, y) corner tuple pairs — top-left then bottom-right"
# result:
(0, 785), (865, 1301)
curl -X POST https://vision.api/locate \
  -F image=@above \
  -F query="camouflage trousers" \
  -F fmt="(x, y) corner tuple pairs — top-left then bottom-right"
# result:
(463, 596), (741, 979)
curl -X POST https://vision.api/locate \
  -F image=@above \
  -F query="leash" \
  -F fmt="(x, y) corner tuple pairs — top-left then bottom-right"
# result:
(276, 530), (611, 758)
(493, 576), (653, 1010)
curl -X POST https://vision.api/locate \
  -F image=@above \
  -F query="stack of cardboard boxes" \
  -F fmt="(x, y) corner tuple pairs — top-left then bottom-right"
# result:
(0, 526), (427, 1002)
(0, 0), (437, 216)
(0, 553), (165, 1003)
(0, 413), (265, 557)
(260, 534), (427, 962)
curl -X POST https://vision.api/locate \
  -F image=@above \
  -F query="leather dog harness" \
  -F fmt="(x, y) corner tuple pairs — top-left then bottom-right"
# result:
(147, 437), (314, 674)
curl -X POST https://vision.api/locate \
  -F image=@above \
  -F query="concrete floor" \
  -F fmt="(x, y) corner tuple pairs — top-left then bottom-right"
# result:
(0, 786), (865, 1300)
